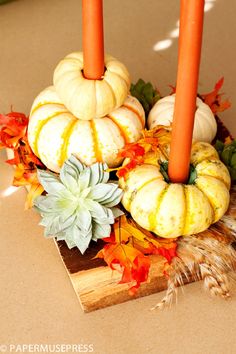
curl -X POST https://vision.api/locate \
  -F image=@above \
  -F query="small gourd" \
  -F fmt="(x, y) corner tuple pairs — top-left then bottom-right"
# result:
(28, 86), (145, 172)
(54, 52), (131, 120)
(148, 95), (217, 143)
(119, 142), (230, 238)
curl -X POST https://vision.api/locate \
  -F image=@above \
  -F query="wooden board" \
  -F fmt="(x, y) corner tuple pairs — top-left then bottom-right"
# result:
(55, 192), (236, 312)
(56, 241), (171, 312)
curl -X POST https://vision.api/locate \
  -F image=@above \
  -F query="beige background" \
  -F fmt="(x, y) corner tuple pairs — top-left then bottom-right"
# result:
(0, 0), (236, 353)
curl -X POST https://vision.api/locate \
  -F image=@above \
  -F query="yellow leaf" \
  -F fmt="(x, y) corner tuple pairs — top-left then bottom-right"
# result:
(25, 183), (44, 209)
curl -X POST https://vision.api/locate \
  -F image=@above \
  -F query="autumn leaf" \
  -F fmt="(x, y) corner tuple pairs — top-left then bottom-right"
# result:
(200, 77), (231, 114)
(12, 163), (44, 209)
(169, 85), (176, 95)
(0, 112), (28, 149)
(96, 215), (178, 294)
(116, 127), (171, 179)
(169, 79), (231, 115)
(0, 110), (45, 207)
(96, 242), (151, 295)
(25, 182), (44, 209)
(118, 143), (145, 159)
(116, 143), (145, 179)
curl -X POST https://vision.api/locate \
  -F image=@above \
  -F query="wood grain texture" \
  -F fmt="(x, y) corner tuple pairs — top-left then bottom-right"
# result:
(54, 198), (235, 312)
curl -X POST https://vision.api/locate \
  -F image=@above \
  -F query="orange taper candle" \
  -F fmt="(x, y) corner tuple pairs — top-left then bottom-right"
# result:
(82, 0), (105, 79)
(168, 0), (205, 183)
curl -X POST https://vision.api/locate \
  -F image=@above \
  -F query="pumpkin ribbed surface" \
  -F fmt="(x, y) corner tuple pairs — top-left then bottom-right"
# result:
(53, 52), (131, 120)
(148, 95), (217, 143)
(28, 86), (145, 172)
(119, 142), (230, 238)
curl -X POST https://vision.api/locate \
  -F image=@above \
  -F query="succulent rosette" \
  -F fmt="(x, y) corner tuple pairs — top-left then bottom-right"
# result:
(34, 155), (123, 253)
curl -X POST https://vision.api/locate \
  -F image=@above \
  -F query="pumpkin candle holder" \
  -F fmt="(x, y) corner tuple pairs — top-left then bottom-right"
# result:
(27, 52), (145, 172)
(119, 140), (231, 238)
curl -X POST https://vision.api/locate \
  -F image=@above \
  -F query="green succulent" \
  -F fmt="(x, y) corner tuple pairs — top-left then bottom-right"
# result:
(130, 78), (161, 117)
(34, 155), (123, 254)
(215, 139), (236, 181)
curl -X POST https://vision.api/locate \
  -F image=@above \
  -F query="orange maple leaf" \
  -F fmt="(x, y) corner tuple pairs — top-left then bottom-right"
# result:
(1, 111), (45, 208)
(116, 127), (171, 179)
(25, 182), (44, 210)
(169, 79), (231, 115)
(116, 143), (145, 179)
(97, 242), (151, 295)
(0, 112), (28, 149)
(96, 215), (178, 294)
(200, 77), (231, 114)
(12, 163), (44, 209)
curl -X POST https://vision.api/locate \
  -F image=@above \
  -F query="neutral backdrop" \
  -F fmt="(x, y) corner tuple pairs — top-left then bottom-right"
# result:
(0, 1), (236, 354)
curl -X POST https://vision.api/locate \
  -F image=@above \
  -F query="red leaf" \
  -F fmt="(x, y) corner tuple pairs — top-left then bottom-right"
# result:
(97, 243), (151, 294)
(169, 85), (176, 94)
(0, 112), (28, 149)
(118, 143), (145, 159)
(150, 244), (177, 264)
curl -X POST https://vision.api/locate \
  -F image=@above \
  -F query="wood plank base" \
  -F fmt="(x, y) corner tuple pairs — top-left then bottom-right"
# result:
(55, 189), (236, 312)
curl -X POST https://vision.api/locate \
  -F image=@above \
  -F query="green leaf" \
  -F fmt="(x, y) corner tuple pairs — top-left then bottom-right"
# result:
(159, 161), (170, 183)
(221, 147), (233, 165)
(76, 209), (92, 232)
(231, 153), (236, 168)
(102, 190), (123, 208)
(143, 83), (154, 105)
(71, 225), (92, 254)
(38, 170), (66, 194)
(130, 78), (161, 117)
(34, 156), (122, 254)
(214, 140), (236, 181)
(215, 140), (225, 154)
(88, 183), (118, 202)
(78, 167), (91, 190)
(111, 207), (124, 219)
(188, 165), (197, 185)
(92, 222), (111, 240)
(134, 79), (146, 93)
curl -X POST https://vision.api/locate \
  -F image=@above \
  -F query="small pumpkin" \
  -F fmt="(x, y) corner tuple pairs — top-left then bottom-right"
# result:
(53, 52), (131, 120)
(148, 95), (217, 143)
(28, 86), (145, 172)
(119, 142), (230, 238)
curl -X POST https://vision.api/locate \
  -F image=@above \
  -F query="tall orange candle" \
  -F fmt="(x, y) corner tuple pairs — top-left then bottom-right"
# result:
(168, 0), (205, 183)
(82, 0), (104, 79)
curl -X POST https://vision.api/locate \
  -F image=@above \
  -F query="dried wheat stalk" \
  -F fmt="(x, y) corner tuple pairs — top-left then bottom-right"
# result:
(152, 188), (236, 310)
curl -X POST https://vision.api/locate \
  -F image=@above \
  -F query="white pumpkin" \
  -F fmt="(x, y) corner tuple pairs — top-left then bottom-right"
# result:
(28, 86), (145, 172)
(148, 94), (217, 143)
(53, 52), (131, 120)
(119, 142), (230, 238)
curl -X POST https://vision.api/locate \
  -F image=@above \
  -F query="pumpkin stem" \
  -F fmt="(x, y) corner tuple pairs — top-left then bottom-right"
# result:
(159, 161), (197, 185)
(159, 161), (170, 183)
(188, 164), (197, 185)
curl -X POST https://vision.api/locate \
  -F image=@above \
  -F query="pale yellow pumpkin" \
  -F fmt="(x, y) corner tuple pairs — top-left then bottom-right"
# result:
(28, 86), (145, 172)
(148, 95), (217, 143)
(53, 52), (131, 120)
(119, 142), (230, 238)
